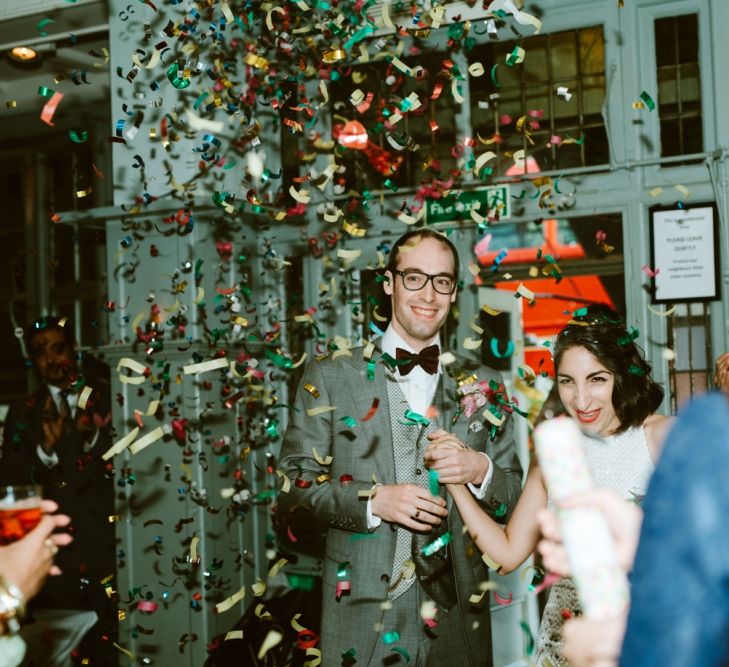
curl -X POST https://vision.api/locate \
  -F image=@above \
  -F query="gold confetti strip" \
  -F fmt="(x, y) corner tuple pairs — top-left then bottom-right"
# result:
(289, 185), (311, 203)
(463, 337), (483, 350)
(101, 427), (140, 461)
(674, 184), (690, 198)
(315, 473), (330, 484)
(343, 220), (366, 237)
(398, 208), (424, 225)
(647, 304), (676, 317)
(6, 100), (17, 109)
(312, 448), (333, 466)
(481, 304), (503, 316)
(113, 642), (136, 661)
(512, 149), (526, 170)
(244, 53), (269, 69)
(303, 383), (320, 398)
(183, 357), (229, 375)
(190, 536), (200, 563)
(215, 586), (245, 613)
(470, 204), (486, 225)
(474, 150), (497, 173)
(77, 385), (94, 410)
(225, 630), (244, 640)
(265, 6), (285, 29)
(400, 559), (415, 580)
(451, 79), (465, 103)
(515, 282), (536, 301)
(322, 49), (345, 63)
(482, 409), (505, 427)
(481, 553), (502, 571)
(468, 62), (485, 77)
(306, 405), (337, 416)
(117, 357), (147, 384)
(252, 579), (267, 597)
(268, 558), (288, 579)
(291, 614), (307, 632)
(469, 315), (485, 335)
(358, 485), (377, 499)
(439, 351), (457, 366)
(257, 630), (283, 660)
(649, 187), (663, 198)
(291, 352), (308, 368)
(337, 248), (361, 261)
(304, 647), (322, 666)
(129, 426), (165, 455)
(469, 580), (500, 603)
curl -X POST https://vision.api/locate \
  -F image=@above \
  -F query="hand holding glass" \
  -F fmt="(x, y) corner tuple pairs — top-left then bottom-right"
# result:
(0, 486), (43, 545)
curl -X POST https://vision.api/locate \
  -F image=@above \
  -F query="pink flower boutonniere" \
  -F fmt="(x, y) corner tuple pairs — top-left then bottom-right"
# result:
(454, 374), (526, 438)
(459, 379), (491, 419)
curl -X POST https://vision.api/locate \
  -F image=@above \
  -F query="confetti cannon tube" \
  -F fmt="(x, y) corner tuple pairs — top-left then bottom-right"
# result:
(534, 416), (629, 619)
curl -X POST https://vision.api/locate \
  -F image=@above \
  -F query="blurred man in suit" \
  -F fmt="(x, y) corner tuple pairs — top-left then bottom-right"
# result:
(1, 316), (117, 666)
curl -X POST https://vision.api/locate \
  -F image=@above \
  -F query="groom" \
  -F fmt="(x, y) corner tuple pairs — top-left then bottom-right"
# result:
(278, 229), (523, 665)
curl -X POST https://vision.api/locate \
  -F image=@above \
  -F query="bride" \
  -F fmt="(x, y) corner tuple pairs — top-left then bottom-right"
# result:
(426, 308), (674, 665)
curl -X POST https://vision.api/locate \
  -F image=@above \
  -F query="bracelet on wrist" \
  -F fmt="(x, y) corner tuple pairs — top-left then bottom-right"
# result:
(0, 576), (25, 635)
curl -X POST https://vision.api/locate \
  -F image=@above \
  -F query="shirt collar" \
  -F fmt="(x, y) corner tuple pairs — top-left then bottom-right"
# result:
(382, 324), (441, 376)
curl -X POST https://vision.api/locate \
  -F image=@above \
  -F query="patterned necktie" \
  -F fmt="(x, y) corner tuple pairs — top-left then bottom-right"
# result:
(58, 392), (73, 435)
(395, 344), (440, 376)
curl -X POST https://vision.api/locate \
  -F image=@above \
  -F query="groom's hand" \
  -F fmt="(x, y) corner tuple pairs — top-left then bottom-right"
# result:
(424, 430), (488, 485)
(371, 484), (447, 531)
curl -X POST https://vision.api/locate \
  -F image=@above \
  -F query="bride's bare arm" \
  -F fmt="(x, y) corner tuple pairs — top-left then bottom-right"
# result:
(448, 461), (547, 574)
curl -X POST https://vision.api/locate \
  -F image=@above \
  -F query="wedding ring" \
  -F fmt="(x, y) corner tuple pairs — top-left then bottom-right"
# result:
(413, 509), (421, 519)
(44, 538), (58, 556)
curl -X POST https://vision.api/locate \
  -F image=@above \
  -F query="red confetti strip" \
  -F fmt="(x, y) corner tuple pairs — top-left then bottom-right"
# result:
(493, 592), (513, 606)
(641, 264), (660, 278)
(40, 91), (64, 126)
(335, 580), (351, 600)
(361, 398), (380, 422)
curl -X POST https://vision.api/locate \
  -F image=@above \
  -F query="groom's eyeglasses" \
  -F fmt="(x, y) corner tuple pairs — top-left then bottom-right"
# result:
(394, 270), (457, 295)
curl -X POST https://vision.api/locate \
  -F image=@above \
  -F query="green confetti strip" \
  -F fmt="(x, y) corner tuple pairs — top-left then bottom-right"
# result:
(421, 532), (452, 556)
(428, 469), (440, 496)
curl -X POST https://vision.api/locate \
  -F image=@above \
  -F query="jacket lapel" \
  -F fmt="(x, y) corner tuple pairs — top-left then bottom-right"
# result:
(342, 343), (397, 485)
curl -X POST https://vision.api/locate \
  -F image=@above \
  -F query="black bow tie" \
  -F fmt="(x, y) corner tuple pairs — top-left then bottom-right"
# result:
(395, 344), (440, 376)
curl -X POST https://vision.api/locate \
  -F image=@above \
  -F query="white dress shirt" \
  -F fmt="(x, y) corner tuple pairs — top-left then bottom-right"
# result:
(366, 325), (494, 529)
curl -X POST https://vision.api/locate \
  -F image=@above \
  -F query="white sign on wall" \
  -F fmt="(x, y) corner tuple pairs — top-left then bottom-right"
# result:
(650, 204), (720, 303)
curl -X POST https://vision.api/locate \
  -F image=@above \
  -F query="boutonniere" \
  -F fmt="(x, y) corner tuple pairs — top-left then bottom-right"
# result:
(451, 372), (527, 438)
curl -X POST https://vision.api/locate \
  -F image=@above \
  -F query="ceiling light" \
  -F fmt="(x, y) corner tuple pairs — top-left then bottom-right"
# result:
(8, 46), (40, 62)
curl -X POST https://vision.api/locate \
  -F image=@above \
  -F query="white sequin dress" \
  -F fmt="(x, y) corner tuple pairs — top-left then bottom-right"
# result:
(534, 425), (654, 666)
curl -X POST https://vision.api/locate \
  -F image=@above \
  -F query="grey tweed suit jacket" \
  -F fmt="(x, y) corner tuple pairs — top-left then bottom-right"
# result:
(278, 344), (523, 666)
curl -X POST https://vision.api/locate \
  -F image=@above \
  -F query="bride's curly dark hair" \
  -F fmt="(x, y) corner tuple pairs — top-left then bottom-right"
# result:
(553, 306), (664, 434)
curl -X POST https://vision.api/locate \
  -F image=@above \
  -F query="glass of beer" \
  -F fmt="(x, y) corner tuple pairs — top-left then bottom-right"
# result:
(0, 485), (42, 545)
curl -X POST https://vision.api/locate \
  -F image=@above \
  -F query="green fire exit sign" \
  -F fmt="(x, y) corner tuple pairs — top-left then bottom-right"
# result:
(425, 185), (510, 224)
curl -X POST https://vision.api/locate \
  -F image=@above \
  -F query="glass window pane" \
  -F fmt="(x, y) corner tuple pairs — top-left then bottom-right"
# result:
(655, 18), (677, 67)
(660, 118), (681, 156)
(682, 116), (703, 154)
(468, 25), (606, 172)
(680, 62), (701, 102)
(655, 13), (702, 157)
(677, 14), (699, 63)
(524, 37), (549, 80)
(658, 69), (678, 109)
(580, 27), (605, 74)
(549, 33), (577, 79)
(582, 74), (606, 116)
